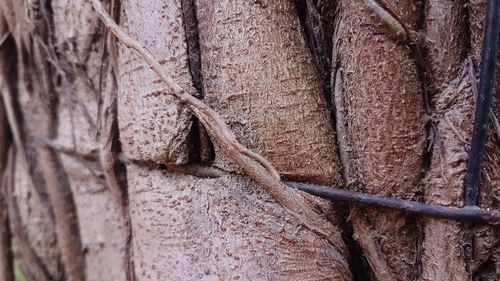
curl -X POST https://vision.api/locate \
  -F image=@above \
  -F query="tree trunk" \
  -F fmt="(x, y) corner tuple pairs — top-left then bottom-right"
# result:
(0, 0), (498, 281)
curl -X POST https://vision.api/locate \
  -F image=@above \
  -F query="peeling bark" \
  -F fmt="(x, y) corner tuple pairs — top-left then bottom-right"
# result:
(51, 1), (129, 280)
(422, 65), (471, 281)
(117, 0), (196, 164)
(196, 0), (343, 185)
(333, 1), (425, 280)
(422, 61), (499, 281)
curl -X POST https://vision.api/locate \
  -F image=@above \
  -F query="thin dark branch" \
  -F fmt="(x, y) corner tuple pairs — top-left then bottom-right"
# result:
(464, 0), (500, 206)
(287, 182), (500, 225)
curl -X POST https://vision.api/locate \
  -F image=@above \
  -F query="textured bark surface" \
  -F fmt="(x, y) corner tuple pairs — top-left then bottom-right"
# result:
(469, 0), (487, 61)
(422, 66), (471, 281)
(1, 0), (499, 279)
(51, 1), (129, 280)
(467, 3), (500, 279)
(0, 1), (129, 280)
(196, 0), (342, 185)
(423, 0), (467, 93)
(333, 1), (425, 280)
(295, 0), (336, 90)
(0, 132), (12, 281)
(0, 192), (12, 281)
(0, 14), (13, 281)
(128, 165), (351, 281)
(422, 62), (500, 281)
(11, 155), (59, 280)
(117, 0), (196, 164)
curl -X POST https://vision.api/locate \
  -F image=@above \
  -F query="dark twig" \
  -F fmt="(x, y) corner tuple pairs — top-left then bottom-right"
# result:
(287, 182), (500, 225)
(464, 0), (500, 206)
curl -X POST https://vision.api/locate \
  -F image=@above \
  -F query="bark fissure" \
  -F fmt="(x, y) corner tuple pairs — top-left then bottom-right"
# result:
(294, 0), (335, 103)
(180, 0), (203, 97)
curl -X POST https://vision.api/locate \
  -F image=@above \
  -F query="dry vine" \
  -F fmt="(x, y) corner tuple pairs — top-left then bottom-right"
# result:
(90, 0), (351, 246)
(90, 0), (499, 229)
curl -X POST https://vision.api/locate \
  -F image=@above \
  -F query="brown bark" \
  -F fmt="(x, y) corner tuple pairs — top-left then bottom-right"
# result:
(13, 153), (58, 280)
(295, 0), (336, 90)
(423, 0), (468, 93)
(50, 1), (129, 280)
(0, 188), (13, 281)
(2, 0), (498, 279)
(333, 1), (425, 280)
(420, 1), (470, 280)
(422, 64), (472, 281)
(0, 1), (129, 280)
(105, 0), (352, 278)
(196, 0), (343, 185)
(468, 2), (500, 279)
(117, 0), (196, 164)
(0, 15), (13, 280)
(422, 60), (500, 281)
(469, 0), (487, 61)
(0, 109), (13, 281)
(10, 152), (52, 281)
(128, 165), (351, 281)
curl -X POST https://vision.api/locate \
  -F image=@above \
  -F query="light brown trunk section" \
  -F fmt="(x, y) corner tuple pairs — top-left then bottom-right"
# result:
(196, 0), (343, 185)
(51, 1), (129, 280)
(420, 1), (469, 280)
(333, 1), (425, 280)
(13, 155), (59, 280)
(128, 165), (351, 281)
(422, 59), (499, 280)
(422, 65), (471, 281)
(423, 0), (467, 92)
(117, 0), (196, 164)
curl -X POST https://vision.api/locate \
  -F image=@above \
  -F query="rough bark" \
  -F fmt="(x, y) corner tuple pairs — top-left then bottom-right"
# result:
(0, 117), (12, 281)
(421, 64), (471, 281)
(468, 2), (500, 279)
(128, 165), (351, 281)
(12, 153), (58, 280)
(0, 193), (13, 281)
(0, 13), (13, 280)
(333, 1), (425, 280)
(469, 0), (487, 61)
(196, 0), (343, 185)
(0, 1), (129, 280)
(423, 0), (468, 93)
(117, 0), (196, 164)
(295, 0), (336, 92)
(50, 1), (129, 280)
(421, 1), (499, 279)
(2, 0), (498, 279)
(422, 60), (500, 281)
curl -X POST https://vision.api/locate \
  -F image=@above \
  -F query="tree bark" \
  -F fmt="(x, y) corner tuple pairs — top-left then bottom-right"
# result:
(0, 0), (498, 280)
(333, 1), (425, 280)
